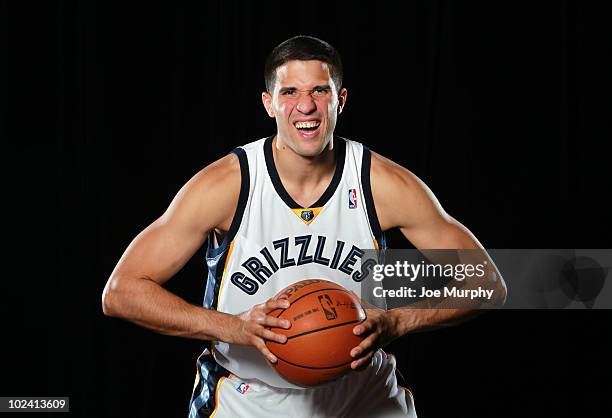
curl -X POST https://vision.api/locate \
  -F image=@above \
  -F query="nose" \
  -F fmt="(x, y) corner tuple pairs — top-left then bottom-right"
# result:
(296, 92), (316, 114)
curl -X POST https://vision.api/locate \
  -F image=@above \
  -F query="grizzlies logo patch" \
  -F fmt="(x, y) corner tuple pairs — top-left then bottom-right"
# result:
(301, 210), (314, 221)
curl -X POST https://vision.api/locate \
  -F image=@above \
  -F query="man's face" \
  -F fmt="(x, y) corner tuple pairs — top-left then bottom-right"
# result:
(262, 60), (347, 158)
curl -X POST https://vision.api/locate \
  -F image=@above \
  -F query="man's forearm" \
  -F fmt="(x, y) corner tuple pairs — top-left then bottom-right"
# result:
(102, 276), (237, 341)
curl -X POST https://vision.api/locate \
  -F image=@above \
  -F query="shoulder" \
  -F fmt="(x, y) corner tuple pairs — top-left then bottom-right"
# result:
(370, 151), (425, 201)
(182, 152), (241, 201)
(369, 151), (444, 231)
(162, 152), (242, 233)
(193, 151), (241, 188)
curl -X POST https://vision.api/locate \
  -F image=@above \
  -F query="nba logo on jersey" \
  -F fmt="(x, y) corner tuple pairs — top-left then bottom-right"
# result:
(348, 188), (357, 209)
(236, 382), (250, 394)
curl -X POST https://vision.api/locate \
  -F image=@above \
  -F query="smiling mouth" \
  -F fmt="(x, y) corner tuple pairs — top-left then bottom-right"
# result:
(293, 120), (321, 132)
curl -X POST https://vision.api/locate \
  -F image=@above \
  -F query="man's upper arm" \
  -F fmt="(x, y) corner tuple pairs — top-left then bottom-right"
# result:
(370, 152), (480, 249)
(109, 153), (241, 285)
(370, 152), (507, 305)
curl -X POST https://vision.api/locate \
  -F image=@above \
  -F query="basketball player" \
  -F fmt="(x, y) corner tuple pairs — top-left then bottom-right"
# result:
(103, 36), (506, 417)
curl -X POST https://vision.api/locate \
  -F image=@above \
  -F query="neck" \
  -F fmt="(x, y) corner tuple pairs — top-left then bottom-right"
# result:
(272, 136), (337, 207)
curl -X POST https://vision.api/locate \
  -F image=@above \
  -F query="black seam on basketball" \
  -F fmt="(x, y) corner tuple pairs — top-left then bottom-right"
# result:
(274, 355), (353, 370)
(285, 319), (362, 340)
(272, 287), (357, 318)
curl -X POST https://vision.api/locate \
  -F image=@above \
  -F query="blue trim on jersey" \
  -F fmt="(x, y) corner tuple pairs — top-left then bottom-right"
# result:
(202, 147), (250, 310)
(203, 239), (228, 310)
(190, 147), (250, 416)
(188, 352), (230, 418)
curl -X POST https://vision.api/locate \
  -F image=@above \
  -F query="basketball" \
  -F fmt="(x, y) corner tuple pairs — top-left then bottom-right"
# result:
(265, 279), (366, 387)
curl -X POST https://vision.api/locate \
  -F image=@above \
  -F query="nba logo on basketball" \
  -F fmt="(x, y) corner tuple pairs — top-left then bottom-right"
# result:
(348, 189), (357, 209)
(236, 382), (249, 394)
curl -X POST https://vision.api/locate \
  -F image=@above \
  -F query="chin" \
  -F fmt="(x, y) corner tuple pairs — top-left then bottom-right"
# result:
(294, 134), (330, 157)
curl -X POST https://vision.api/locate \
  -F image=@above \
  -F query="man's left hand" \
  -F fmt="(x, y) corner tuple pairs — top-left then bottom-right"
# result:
(350, 308), (400, 370)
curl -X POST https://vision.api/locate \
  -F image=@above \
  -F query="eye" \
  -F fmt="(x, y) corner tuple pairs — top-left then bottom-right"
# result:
(311, 87), (331, 97)
(281, 89), (296, 96)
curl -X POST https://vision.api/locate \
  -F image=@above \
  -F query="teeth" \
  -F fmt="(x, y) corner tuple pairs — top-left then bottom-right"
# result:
(294, 121), (320, 129)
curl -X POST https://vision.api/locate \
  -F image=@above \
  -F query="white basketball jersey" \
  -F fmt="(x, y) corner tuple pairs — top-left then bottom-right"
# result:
(201, 135), (385, 389)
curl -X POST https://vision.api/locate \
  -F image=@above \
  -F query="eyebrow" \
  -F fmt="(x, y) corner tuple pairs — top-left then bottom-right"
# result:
(278, 87), (296, 94)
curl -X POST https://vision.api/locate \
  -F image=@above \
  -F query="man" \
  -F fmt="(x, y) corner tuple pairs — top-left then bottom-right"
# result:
(103, 35), (506, 417)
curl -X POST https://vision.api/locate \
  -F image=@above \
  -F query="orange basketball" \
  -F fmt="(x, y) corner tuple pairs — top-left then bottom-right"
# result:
(265, 279), (366, 387)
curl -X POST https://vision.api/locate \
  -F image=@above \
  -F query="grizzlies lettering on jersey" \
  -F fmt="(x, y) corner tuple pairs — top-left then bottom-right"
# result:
(231, 234), (378, 295)
(193, 136), (384, 401)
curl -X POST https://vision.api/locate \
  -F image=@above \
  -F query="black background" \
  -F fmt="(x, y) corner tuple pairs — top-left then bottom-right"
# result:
(2, 1), (611, 417)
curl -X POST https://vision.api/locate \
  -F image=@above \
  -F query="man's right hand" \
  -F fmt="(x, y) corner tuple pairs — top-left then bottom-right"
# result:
(226, 299), (292, 363)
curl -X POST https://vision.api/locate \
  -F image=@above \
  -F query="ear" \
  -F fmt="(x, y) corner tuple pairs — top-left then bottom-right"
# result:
(337, 87), (348, 115)
(261, 91), (275, 118)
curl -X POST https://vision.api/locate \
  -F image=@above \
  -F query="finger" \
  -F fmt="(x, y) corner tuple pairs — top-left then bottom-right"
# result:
(263, 298), (290, 313)
(350, 332), (378, 358)
(351, 351), (374, 370)
(353, 318), (375, 336)
(259, 328), (288, 344)
(254, 315), (291, 329)
(255, 340), (278, 363)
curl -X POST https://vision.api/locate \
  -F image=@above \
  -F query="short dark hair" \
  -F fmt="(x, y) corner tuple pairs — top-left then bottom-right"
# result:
(264, 35), (343, 93)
